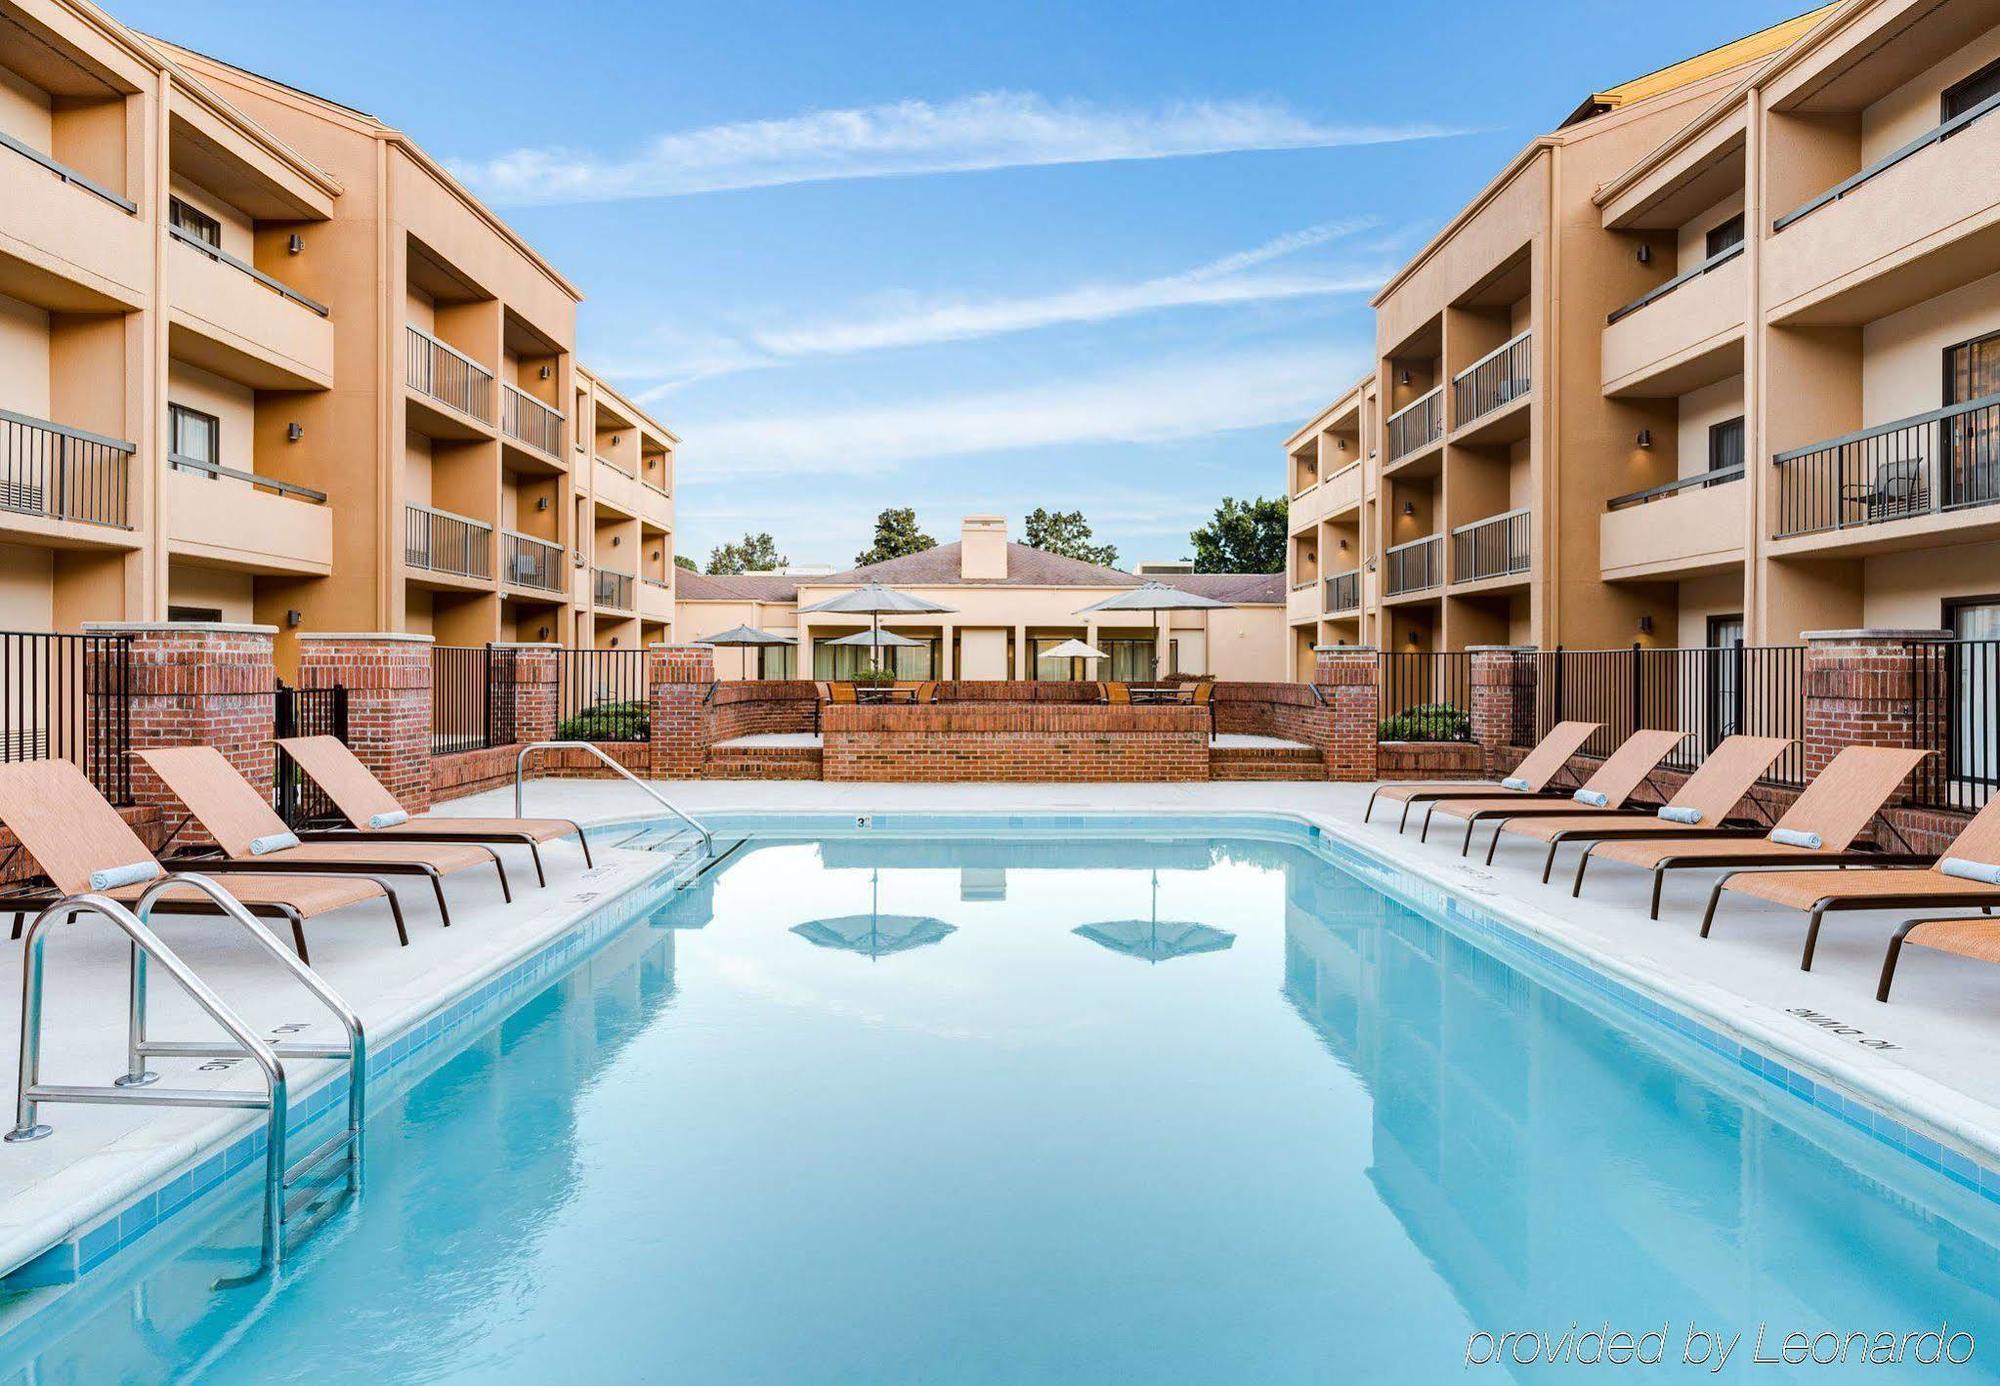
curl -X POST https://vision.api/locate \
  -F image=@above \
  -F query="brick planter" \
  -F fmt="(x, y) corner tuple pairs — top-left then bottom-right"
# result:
(824, 702), (1208, 782)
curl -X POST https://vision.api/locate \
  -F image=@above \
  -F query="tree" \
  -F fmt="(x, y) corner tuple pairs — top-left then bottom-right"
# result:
(854, 507), (936, 567)
(674, 554), (699, 571)
(1024, 507), (1117, 567)
(1189, 496), (1287, 574)
(706, 532), (787, 575)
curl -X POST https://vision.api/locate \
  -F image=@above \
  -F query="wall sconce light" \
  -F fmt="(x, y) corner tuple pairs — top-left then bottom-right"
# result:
(538, 365), (552, 380)
(287, 422), (303, 442)
(1336, 438), (1347, 452)
(1635, 429), (1653, 448)
(1402, 501), (1415, 517)
(1406, 631), (1420, 646)
(287, 234), (304, 255)
(1637, 615), (1654, 635)
(609, 636), (620, 648)
(285, 609), (303, 628)
(651, 550), (661, 561)
(1397, 369), (1412, 386)
(536, 496), (550, 511)
(538, 625), (551, 640)
(1338, 538), (1349, 551)
(611, 535), (621, 546)
(1636, 244), (1651, 264)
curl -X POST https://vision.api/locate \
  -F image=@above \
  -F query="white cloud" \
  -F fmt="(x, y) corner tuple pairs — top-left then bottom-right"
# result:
(452, 91), (1468, 204)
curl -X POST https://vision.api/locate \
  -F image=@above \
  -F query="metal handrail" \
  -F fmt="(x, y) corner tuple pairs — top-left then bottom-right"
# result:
(1384, 386), (1443, 426)
(407, 500), (494, 532)
(1607, 465), (1744, 510)
(596, 454), (637, 479)
(169, 453), (328, 503)
(0, 128), (136, 213)
(1771, 388), (2000, 463)
(1451, 329), (1532, 384)
(1385, 533), (1441, 555)
(1774, 87), (2000, 233)
(167, 224), (329, 316)
(406, 324), (492, 378)
(0, 407), (136, 454)
(1449, 505), (1531, 535)
(515, 741), (713, 853)
(1606, 242), (1742, 324)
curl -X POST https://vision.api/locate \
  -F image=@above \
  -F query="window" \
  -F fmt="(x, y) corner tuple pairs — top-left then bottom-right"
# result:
(168, 404), (220, 478)
(1707, 416), (1745, 475)
(167, 605), (224, 623)
(1704, 213), (1744, 259)
(1943, 598), (2000, 802)
(1942, 56), (2000, 127)
(1943, 330), (2000, 510)
(168, 197), (221, 248)
(813, 639), (934, 681)
(758, 645), (797, 680)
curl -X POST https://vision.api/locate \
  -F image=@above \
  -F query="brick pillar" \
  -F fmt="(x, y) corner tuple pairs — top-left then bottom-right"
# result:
(1468, 645), (1538, 778)
(297, 632), (435, 814)
(1313, 645), (1379, 781)
(1803, 629), (1945, 795)
(494, 642), (560, 744)
(85, 622), (277, 837)
(649, 643), (716, 779)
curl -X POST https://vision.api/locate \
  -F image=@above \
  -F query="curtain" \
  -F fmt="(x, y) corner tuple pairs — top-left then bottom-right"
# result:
(813, 640), (936, 680)
(1105, 640), (1156, 683)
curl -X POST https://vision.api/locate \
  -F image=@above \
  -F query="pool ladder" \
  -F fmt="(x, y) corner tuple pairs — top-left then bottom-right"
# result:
(6, 872), (366, 1286)
(515, 740), (715, 876)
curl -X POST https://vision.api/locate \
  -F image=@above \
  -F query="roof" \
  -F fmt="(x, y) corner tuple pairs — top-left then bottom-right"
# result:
(826, 542), (1140, 589)
(673, 571), (803, 602)
(1558, 4), (1837, 126)
(1161, 573), (1284, 605)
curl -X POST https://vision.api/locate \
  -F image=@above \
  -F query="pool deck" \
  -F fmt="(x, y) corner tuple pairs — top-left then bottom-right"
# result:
(6, 775), (2000, 1285)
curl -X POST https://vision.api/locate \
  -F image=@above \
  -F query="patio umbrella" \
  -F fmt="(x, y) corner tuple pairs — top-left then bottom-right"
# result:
(799, 583), (956, 671)
(696, 624), (797, 680)
(1037, 637), (1106, 683)
(791, 868), (956, 960)
(825, 627), (926, 681)
(1074, 581), (1230, 681)
(1073, 868), (1235, 964)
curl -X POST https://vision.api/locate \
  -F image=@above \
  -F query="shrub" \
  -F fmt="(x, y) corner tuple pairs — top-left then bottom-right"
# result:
(850, 666), (899, 685)
(558, 699), (649, 741)
(1378, 702), (1470, 742)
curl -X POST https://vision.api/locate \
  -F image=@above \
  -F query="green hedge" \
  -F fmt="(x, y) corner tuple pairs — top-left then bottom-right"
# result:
(1378, 702), (1470, 742)
(557, 700), (649, 742)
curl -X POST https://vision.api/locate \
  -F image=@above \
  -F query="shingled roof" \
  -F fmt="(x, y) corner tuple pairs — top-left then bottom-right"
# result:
(677, 545), (1281, 605)
(673, 570), (804, 602)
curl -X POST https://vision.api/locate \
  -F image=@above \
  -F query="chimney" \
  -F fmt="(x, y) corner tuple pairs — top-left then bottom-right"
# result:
(961, 515), (1008, 580)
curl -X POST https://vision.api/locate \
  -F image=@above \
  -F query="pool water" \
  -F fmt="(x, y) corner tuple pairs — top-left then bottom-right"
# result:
(5, 827), (2000, 1383)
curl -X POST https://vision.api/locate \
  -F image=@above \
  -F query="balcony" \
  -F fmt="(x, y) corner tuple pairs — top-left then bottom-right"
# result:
(501, 383), (564, 460)
(404, 503), (492, 581)
(593, 567), (636, 612)
(167, 226), (333, 391)
(1385, 387), (1444, 465)
(1323, 568), (1360, 615)
(0, 130), (146, 311)
(1450, 509), (1531, 586)
(593, 454), (672, 526)
(166, 461), (331, 576)
(1766, 89), (2000, 326)
(640, 576), (674, 622)
(1450, 332), (1531, 439)
(1601, 246), (1745, 397)
(406, 326), (494, 434)
(1601, 470), (1745, 581)
(1770, 393), (2000, 555)
(0, 410), (132, 534)
(1384, 535), (1443, 597)
(501, 530), (564, 594)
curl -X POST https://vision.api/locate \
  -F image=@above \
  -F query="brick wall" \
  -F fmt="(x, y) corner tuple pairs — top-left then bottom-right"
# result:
(823, 702), (1209, 782)
(711, 680), (820, 741)
(1314, 647), (1380, 782)
(1802, 630), (1945, 787)
(649, 644), (715, 779)
(298, 633), (434, 814)
(433, 740), (652, 803)
(498, 644), (560, 746)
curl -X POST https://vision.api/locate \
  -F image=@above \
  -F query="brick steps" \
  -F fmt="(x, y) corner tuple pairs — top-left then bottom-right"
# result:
(1209, 743), (1327, 781)
(705, 744), (823, 780)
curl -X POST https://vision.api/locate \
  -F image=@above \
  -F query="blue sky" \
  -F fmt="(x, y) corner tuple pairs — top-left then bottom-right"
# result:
(127, 0), (1807, 570)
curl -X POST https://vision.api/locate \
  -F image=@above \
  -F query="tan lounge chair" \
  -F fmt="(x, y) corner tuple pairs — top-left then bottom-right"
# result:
(1421, 728), (1690, 853)
(1701, 793), (2000, 970)
(1876, 914), (2000, 1001)
(1579, 746), (1932, 919)
(1363, 720), (1599, 832)
(279, 735), (589, 886)
(1484, 735), (1792, 887)
(0, 759), (403, 962)
(137, 747), (509, 925)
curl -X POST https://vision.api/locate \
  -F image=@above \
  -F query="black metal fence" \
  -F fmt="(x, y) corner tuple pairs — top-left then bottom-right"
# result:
(1377, 650), (1475, 742)
(1, 409), (132, 529)
(1524, 644), (1807, 785)
(274, 682), (348, 827)
(432, 645), (509, 755)
(557, 648), (648, 741)
(0, 629), (132, 804)
(1909, 638), (1999, 812)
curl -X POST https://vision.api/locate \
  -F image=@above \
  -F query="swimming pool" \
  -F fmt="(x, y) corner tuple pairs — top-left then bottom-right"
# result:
(3, 816), (1998, 1382)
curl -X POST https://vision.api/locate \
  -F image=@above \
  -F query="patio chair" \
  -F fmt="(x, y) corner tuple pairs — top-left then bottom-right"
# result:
(1578, 746), (1932, 919)
(1700, 792), (2000, 970)
(827, 682), (859, 705)
(1363, 720), (1600, 833)
(1419, 729), (1690, 853)
(913, 681), (940, 704)
(1101, 682), (1131, 705)
(0, 759), (405, 963)
(278, 735), (590, 886)
(136, 747), (510, 926)
(1876, 912), (2000, 1002)
(1842, 454), (1927, 523)
(1484, 735), (1791, 886)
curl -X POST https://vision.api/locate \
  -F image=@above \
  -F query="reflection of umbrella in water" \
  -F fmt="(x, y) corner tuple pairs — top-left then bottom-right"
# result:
(1073, 868), (1235, 963)
(791, 868), (956, 959)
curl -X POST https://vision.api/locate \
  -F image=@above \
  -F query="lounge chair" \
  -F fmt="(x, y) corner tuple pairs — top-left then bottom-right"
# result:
(1101, 682), (1131, 705)
(1700, 793), (2000, 970)
(913, 681), (940, 704)
(827, 682), (859, 705)
(136, 747), (509, 925)
(278, 735), (590, 886)
(1420, 728), (1690, 853)
(1578, 746), (1932, 919)
(1484, 735), (1792, 885)
(0, 759), (404, 962)
(1363, 720), (1599, 832)
(1876, 913), (2000, 1002)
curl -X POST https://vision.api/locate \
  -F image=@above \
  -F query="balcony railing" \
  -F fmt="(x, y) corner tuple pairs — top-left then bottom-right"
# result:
(1606, 465), (1745, 510)
(1384, 534), (1443, 596)
(406, 326), (493, 422)
(1771, 391), (2000, 540)
(168, 454), (326, 503)
(1324, 568), (1360, 614)
(1385, 387), (1444, 463)
(596, 453), (636, 480)
(405, 503), (492, 579)
(1607, 243), (1743, 324)
(1451, 331), (1531, 427)
(1451, 509), (1531, 583)
(168, 223), (328, 316)
(502, 530), (564, 592)
(0, 410), (132, 528)
(1774, 87), (2000, 233)
(501, 383), (564, 456)
(593, 567), (635, 611)
(0, 128), (135, 213)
